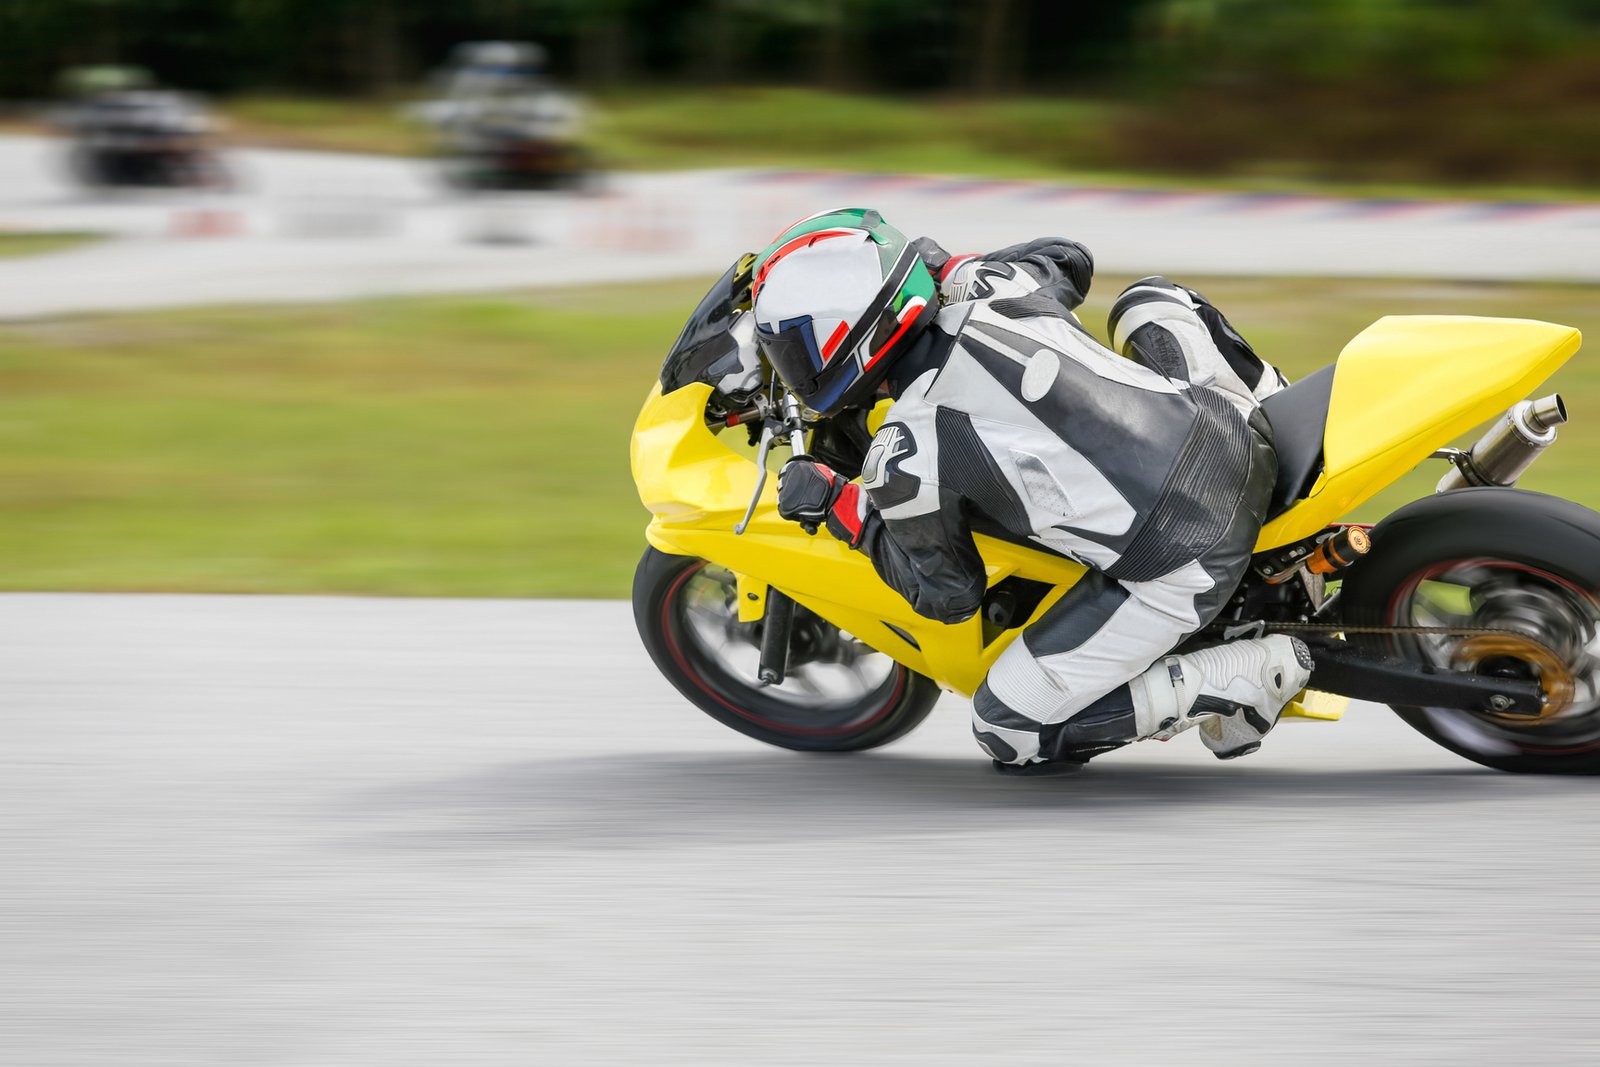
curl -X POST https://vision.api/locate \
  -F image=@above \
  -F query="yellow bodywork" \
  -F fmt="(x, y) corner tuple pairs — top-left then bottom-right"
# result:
(1257, 315), (1581, 545)
(632, 315), (1580, 717)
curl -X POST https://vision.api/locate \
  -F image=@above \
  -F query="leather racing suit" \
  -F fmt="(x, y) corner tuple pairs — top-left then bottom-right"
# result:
(821, 237), (1290, 766)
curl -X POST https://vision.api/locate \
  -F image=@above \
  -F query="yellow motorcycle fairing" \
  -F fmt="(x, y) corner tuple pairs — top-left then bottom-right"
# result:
(633, 383), (1334, 715)
(1257, 315), (1581, 547)
(633, 378), (1086, 694)
(632, 314), (1579, 712)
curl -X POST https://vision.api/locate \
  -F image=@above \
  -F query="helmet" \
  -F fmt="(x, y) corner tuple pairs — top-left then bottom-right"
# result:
(750, 207), (936, 416)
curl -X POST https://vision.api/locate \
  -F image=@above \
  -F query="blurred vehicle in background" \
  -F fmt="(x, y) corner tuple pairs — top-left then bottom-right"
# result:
(55, 65), (228, 190)
(413, 41), (596, 192)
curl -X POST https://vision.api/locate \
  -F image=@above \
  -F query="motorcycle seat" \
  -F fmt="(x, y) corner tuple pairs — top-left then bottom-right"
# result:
(1259, 363), (1335, 517)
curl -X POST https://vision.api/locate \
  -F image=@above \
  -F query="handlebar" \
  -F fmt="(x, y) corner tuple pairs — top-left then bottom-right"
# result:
(732, 385), (810, 536)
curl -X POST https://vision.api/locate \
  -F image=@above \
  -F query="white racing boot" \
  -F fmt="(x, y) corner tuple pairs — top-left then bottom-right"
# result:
(1129, 636), (1314, 759)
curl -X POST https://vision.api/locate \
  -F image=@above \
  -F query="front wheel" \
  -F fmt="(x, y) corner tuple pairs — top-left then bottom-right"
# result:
(632, 548), (941, 752)
(1340, 487), (1600, 773)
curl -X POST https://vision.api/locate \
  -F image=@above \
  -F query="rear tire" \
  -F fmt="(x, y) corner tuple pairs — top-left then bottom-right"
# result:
(1340, 487), (1600, 773)
(632, 548), (941, 752)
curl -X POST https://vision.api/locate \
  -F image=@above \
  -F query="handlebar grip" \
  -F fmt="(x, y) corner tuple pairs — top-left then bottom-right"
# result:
(801, 520), (819, 536)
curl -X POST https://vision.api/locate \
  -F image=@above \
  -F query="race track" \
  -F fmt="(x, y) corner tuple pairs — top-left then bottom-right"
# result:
(5, 593), (1598, 1065)
(3, 133), (1598, 319)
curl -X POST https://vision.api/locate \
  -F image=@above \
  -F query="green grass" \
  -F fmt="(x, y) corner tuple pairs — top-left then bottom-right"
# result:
(217, 89), (1599, 202)
(1, 276), (1595, 598)
(0, 232), (103, 259)
(224, 96), (429, 157)
(585, 88), (1120, 179)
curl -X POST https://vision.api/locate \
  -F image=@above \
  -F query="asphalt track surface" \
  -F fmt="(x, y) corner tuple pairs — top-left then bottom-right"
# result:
(2, 133), (1598, 318)
(6, 593), (1600, 1065)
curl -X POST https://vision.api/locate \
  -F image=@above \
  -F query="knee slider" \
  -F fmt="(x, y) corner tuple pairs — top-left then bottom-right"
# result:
(972, 682), (1031, 763)
(973, 729), (1018, 764)
(972, 681), (1037, 733)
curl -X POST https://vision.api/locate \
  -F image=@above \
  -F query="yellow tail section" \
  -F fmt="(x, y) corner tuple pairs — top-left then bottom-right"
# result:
(1259, 315), (1581, 547)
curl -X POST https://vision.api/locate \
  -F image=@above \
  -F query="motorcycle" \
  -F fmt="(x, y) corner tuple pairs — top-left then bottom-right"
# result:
(61, 89), (229, 191)
(630, 260), (1593, 773)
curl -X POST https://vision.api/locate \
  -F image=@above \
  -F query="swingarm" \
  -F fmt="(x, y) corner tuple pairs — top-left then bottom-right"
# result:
(1295, 634), (1547, 718)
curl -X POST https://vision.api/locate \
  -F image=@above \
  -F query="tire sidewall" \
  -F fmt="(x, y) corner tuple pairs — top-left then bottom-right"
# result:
(631, 547), (940, 753)
(1341, 487), (1600, 773)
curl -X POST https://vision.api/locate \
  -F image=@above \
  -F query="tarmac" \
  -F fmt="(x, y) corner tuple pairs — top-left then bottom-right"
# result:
(5, 593), (1598, 1065)
(2, 134), (1596, 319)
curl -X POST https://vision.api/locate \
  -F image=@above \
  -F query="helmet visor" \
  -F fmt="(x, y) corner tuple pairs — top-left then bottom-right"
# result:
(754, 316), (821, 387)
(755, 315), (865, 414)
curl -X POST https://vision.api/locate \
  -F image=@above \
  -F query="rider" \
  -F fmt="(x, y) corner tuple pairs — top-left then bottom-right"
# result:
(752, 207), (1314, 774)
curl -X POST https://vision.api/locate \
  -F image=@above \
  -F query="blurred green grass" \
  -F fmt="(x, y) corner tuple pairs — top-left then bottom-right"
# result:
(217, 89), (1597, 201)
(0, 276), (1594, 597)
(0, 232), (102, 258)
(225, 96), (430, 156)
(218, 89), (1127, 182)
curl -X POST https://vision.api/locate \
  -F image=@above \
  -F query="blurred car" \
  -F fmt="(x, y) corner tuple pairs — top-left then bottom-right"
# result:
(56, 66), (229, 190)
(413, 42), (597, 192)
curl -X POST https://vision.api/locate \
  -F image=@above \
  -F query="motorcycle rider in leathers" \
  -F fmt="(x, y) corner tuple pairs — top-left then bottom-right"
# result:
(750, 207), (1314, 775)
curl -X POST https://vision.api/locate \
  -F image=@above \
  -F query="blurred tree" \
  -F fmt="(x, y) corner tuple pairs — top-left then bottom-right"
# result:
(1122, 0), (1600, 183)
(968, 0), (1021, 94)
(815, 0), (854, 89)
(1140, 0), (1600, 87)
(699, 0), (741, 83)
(0, 0), (1593, 108)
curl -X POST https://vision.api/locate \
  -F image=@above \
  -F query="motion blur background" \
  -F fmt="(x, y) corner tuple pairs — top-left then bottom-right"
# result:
(5, 6), (1600, 1065)
(1, 0), (1597, 596)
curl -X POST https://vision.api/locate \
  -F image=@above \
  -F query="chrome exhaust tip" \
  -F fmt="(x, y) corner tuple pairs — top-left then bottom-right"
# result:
(1436, 393), (1569, 493)
(1525, 393), (1568, 435)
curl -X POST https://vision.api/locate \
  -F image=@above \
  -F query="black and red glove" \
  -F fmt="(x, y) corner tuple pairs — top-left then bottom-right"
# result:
(776, 459), (866, 545)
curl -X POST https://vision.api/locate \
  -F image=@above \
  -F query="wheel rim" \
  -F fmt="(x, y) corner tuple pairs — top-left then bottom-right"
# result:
(661, 561), (904, 737)
(1387, 557), (1600, 756)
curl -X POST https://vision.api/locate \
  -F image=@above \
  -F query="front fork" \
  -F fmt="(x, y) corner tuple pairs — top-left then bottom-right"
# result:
(758, 589), (797, 686)
(736, 381), (812, 685)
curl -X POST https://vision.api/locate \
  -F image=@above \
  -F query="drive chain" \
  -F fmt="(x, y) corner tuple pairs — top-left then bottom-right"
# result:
(1262, 622), (1523, 639)
(1259, 620), (1567, 659)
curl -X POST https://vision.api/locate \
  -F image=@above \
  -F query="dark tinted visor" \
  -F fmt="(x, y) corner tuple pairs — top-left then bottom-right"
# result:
(754, 320), (820, 391)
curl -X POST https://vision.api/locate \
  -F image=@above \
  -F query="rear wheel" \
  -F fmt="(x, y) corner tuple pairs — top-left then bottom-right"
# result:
(632, 548), (941, 752)
(1341, 487), (1600, 773)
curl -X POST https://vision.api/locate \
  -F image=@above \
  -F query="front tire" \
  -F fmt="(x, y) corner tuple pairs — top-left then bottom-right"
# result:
(632, 548), (941, 752)
(1341, 487), (1600, 773)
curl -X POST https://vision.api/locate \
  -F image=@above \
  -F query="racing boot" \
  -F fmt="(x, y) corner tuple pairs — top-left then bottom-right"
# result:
(1129, 636), (1314, 759)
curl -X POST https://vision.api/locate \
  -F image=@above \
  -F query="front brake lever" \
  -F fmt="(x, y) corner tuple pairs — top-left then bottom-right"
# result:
(734, 389), (812, 536)
(733, 423), (775, 535)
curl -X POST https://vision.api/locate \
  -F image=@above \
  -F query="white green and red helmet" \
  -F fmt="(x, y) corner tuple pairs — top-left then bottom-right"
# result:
(750, 207), (937, 416)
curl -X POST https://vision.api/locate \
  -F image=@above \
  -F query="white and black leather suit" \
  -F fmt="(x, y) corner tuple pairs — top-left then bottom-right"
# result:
(829, 237), (1289, 765)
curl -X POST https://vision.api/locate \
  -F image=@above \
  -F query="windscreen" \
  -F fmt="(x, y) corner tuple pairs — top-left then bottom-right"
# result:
(659, 257), (754, 395)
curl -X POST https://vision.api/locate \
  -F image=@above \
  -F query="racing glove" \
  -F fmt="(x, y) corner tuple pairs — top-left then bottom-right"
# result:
(776, 459), (866, 545)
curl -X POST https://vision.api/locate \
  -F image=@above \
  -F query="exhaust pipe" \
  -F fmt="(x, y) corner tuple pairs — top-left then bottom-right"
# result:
(1437, 394), (1568, 492)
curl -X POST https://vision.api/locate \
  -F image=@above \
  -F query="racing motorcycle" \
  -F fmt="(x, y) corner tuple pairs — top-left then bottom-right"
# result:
(61, 89), (229, 190)
(631, 260), (1593, 773)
